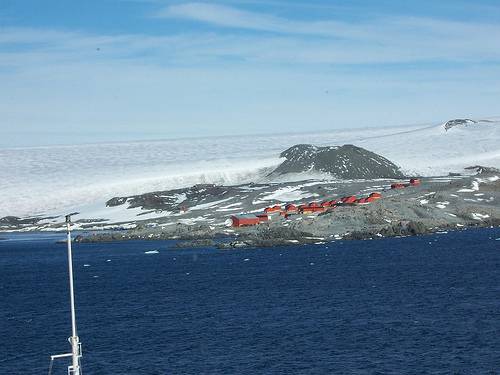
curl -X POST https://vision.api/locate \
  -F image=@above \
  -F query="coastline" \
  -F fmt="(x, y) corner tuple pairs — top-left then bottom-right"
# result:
(71, 217), (500, 249)
(2, 169), (499, 249)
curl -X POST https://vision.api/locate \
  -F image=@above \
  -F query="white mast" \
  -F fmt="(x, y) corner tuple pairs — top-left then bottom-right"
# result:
(49, 212), (82, 375)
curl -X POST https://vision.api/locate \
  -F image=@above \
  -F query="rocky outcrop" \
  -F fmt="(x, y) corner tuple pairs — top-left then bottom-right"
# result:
(443, 119), (477, 131)
(443, 118), (496, 131)
(269, 144), (405, 180)
(0, 216), (40, 226)
(106, 184), (240, 211)
(464, 165), (500, 174)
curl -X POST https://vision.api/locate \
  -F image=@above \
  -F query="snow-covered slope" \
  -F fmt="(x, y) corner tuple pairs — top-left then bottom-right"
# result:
(0, 118), (499, 218)
(357, 119), (500, 176)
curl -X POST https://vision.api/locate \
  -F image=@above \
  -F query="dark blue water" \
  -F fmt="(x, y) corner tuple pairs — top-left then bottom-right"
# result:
(1, 229), (499, 375)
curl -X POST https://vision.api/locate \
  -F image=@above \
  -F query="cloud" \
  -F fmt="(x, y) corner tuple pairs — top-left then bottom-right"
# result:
(2, 18), (500, 73)
(158, 2), (370, 38)
(157, 2), (500, 63)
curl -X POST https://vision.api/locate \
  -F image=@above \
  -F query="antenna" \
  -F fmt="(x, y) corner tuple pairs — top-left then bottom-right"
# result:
(49, 212), (82, 375)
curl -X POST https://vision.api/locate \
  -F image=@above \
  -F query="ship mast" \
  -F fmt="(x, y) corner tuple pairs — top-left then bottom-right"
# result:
(49, 213), (82, 375)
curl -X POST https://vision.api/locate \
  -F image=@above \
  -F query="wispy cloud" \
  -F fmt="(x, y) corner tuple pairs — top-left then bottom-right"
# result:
(157, 2), (500, 63)
(158, 2), (372, 38)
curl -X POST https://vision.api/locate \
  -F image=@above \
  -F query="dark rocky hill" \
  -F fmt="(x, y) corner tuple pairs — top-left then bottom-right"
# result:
(269, 144), (405, 180)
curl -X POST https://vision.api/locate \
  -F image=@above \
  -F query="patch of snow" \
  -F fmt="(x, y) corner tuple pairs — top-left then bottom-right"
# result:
(436, 201), (449, 209)
(216, 207), (242, 212)
(218, 202), (242, 209)
(458, 180), (480, 193)
(471, 213), (490, 220)
(258, 186), (319, 202)
(189, 197), (234, 210)
(178, 216), (212, 225)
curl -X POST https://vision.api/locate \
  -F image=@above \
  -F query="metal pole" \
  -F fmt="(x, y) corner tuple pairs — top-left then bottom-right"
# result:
(66, 214), (81, 375)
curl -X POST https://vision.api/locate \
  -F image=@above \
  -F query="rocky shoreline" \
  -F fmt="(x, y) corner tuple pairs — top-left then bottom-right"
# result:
(72, 215), (500, 249)
(70, 166), (500, 249)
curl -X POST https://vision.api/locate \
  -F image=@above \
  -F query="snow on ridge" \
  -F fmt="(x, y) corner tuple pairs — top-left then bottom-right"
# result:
(357, 120), (500, 177)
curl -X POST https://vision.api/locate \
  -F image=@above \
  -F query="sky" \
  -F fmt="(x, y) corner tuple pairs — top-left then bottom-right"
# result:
(1, 0), (500, 147)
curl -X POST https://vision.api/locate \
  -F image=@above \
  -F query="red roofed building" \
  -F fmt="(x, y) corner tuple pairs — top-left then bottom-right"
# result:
(231, 215), (260, 227)
(341, 196), (357, 204)
(301, 206), (325, 214)
(264, 205), (282, 214)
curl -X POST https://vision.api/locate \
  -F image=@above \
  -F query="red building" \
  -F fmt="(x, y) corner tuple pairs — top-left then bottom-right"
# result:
(264, 205), (282, 214)
(231, 215), (261, 227)
(301, 206), (325, 214)
(256, 214), (269, 223)
(341, 196), (357, 204)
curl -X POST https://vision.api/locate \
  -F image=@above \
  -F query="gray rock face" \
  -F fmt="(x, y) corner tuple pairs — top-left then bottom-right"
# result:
(465, 165), (500, 174)
(269, 144), (405, 180)
(442, 118), (497, 131)
(444, 119), (477, 131)
(106, 183), (238, 211)
(0, 216), (41, 226)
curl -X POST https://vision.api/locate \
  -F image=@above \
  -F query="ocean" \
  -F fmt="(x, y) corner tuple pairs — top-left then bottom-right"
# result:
(1, 228), (499, 374)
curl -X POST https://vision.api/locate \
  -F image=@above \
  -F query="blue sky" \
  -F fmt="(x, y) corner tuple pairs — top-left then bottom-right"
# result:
(1, 0), (500, 147)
